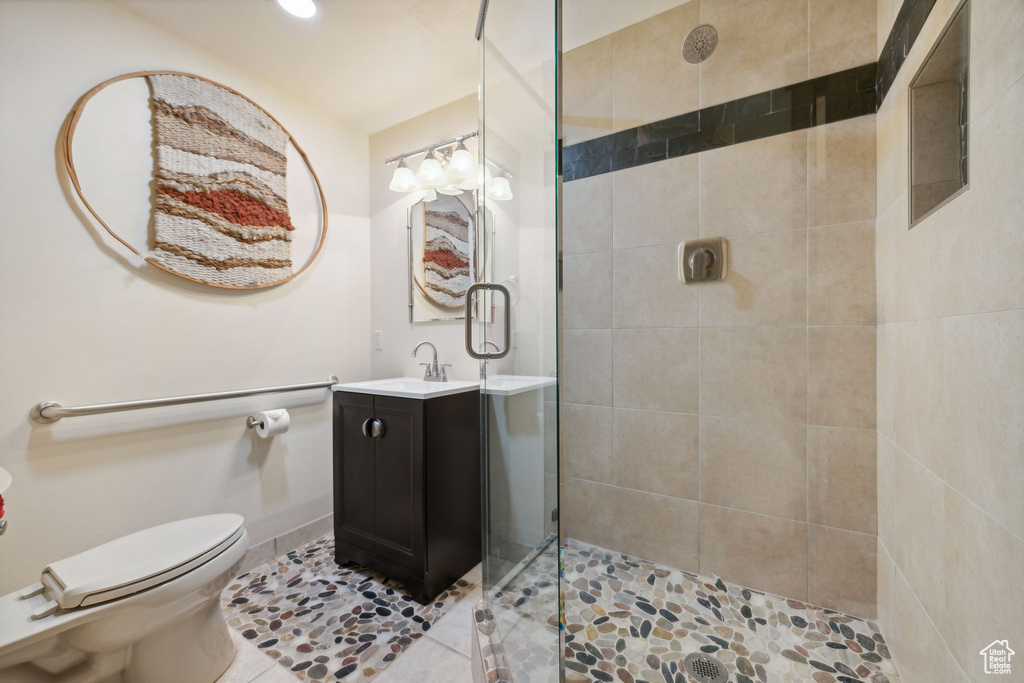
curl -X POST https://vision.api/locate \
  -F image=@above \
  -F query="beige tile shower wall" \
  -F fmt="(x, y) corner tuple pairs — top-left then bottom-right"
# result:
(561, 0), (878, 617)
(874, 1), (1024, 681)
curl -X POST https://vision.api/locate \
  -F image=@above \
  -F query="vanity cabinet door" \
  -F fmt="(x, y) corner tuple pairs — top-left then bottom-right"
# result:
(333, 392), (377, 552)
(371, 396), (425, 570)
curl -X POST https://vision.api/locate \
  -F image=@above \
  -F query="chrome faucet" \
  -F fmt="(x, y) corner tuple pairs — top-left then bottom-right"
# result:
(479, 340), (500, 380)
(412, 341), (450, 382)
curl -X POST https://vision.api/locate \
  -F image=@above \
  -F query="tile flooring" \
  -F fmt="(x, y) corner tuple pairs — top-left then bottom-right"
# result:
(218, 534), (902, 683)
(217, 533), (480, 683)
(560, 539), (900, 683)
(478, 540), (902, 683)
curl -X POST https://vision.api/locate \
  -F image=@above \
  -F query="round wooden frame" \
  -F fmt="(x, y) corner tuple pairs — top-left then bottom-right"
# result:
(63, 70), (329, 290)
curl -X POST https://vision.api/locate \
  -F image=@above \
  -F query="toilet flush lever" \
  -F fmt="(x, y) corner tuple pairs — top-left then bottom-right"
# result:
(679, 238), (728, 284)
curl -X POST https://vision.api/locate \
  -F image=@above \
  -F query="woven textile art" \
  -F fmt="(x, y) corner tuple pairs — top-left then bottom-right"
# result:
(146, 74), (294, 287)
(422, 193), (474, 309)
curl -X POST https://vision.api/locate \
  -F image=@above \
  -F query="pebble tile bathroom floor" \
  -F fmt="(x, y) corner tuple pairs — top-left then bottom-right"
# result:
(217, 533), (480, 683)
(483, 540), (902, 683)
(218, 535), (901, 683)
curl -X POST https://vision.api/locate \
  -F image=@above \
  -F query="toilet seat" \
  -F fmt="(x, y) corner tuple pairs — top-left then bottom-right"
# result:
(40, 513), (244, 610)
(0, 514), (249, 682)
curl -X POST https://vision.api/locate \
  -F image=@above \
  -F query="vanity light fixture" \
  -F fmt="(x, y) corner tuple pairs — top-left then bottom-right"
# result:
(384, 132), (512, 201)
(388, 159), (419, 192)
(276, 0), (317, 19)
(415, 150), (448, 189)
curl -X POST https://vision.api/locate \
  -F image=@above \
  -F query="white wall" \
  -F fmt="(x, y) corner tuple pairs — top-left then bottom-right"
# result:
(0, 0), (372, 594)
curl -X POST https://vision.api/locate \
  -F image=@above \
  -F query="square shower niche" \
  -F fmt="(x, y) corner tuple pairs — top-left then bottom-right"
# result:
(908, 0), (970, 226)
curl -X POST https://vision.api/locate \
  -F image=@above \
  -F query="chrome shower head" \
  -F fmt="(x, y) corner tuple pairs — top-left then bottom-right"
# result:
(683, 24), (718, 64)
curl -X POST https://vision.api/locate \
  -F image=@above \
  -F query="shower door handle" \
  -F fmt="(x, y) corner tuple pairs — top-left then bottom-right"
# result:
(465, 283), (510, 360)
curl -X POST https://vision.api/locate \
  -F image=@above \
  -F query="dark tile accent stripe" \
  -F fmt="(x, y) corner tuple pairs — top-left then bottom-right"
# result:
(562, 63), (877, 182)
(876, 0), (939, 104)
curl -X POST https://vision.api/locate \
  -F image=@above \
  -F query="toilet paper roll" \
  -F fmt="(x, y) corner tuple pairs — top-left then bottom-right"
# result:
(255, 409), (290, 438)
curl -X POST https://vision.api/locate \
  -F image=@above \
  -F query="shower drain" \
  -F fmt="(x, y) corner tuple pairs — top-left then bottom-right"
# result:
(682, 24), (718, 63)
(683, 652), (730, 683)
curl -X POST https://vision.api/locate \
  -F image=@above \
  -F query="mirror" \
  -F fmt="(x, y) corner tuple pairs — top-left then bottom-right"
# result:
(909, 0), (969, 227)
(409, 191), (490, 321)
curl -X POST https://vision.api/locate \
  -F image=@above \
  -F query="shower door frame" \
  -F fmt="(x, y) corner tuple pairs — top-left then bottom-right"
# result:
(475, 0), (563, 680)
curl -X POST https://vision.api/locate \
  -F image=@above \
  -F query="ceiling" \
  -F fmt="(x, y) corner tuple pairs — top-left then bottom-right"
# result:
(117, 0), (690, 134)
(118, 0), (481, 134)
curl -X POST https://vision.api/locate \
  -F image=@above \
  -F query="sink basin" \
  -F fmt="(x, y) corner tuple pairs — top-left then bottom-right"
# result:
(332, 377), (479, 400)
(482, 375), (557, 396)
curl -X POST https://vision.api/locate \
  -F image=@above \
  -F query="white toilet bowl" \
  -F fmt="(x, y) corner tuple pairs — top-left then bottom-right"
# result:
(0, 514), (249, 683)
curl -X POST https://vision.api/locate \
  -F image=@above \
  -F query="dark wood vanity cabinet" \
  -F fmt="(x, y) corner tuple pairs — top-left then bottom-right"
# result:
(332, 389), (480, 603)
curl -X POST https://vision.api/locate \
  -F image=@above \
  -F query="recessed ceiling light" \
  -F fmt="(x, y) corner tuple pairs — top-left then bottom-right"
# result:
(276, 0), (316, 19)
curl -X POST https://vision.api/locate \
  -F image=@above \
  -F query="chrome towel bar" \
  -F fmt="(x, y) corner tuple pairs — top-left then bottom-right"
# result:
(31, 376), (339, 424)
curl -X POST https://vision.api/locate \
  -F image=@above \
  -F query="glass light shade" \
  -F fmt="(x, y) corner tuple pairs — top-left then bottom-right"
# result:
(459, 164), (492, 191)
(415, 152), (447, 188)
(445, 144), (476, 184)
(388, 160), (419, 193)
(488, 176), (513, 201)
(437, 184), (463, 195)
(422, 189), (438, 202)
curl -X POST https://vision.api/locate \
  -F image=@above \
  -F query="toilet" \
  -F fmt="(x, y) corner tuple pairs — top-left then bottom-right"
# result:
(0, 514), (249, 683)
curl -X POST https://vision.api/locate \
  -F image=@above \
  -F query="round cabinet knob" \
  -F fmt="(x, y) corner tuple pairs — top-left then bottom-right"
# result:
(361, 418), (374, 438)
(370, 419), (385, 439)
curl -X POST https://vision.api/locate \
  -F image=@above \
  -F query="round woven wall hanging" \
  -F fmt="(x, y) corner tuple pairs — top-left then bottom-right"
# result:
(64, 70), (328, 290)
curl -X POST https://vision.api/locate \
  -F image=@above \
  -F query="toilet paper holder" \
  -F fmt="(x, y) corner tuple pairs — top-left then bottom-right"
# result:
(247, 409), (291, 438)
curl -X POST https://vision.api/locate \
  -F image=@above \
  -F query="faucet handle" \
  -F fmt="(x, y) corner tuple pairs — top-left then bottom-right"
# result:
(439, 363), (452, 382)
(419, 362), (433, 379)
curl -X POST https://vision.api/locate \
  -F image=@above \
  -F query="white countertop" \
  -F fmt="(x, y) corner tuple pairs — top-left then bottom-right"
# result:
(332, 378), (480, 400)
(333, 375), (556, 399)
(482, 375), (557, 396)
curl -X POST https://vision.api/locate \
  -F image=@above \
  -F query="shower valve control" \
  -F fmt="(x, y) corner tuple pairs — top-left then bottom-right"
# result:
(679, 237), (728, 284)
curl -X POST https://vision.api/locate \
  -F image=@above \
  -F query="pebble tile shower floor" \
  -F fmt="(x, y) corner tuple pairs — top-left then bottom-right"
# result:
(481, 540), (902, 683)
(220, 533), (477, 681)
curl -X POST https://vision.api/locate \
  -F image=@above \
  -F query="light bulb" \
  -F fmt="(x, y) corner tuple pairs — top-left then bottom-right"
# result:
(446, 142), (476, 185)
(487, 175), (513, 201)
(415, 151), (447, 188)
(276, 0), (317, 18)
(388, 159), (419, 193)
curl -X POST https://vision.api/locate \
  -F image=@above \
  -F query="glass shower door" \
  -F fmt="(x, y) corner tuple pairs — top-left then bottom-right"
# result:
(472, 0), (559, 680)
